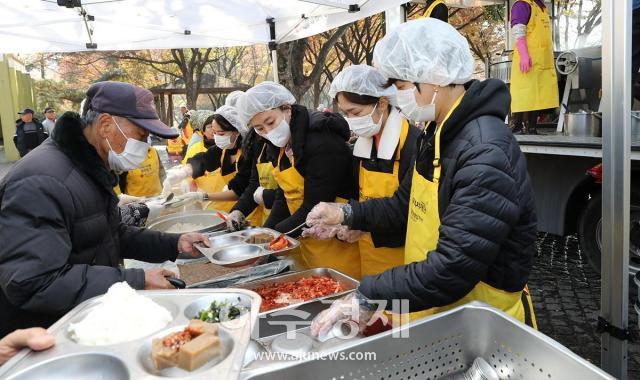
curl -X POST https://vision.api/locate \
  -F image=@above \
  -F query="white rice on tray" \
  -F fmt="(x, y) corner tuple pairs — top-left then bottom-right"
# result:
(68, 282), (172, 346)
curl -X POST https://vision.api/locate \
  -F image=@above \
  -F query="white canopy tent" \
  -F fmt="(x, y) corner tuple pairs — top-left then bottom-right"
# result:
(0, 0), (405, 53)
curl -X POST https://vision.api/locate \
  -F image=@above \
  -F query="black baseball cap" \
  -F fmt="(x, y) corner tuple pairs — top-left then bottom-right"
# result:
(84, 81), (178, 139)
(44, 107), (55, 113)
(18, 108), (34, 115)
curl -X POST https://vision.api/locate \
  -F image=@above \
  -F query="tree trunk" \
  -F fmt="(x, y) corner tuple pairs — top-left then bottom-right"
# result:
(185, 75), (198, 109)
(313, 79), (321, 110)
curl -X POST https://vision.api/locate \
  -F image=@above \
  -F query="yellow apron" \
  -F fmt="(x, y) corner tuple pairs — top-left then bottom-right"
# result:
(181, 119), (194, 146)
(125, 148), (162, 197)
(510, 0), (559, 113)
(256, 144), (278, 225)
(208, 149), (241, 213)
(182, 132), (204, 165)
(167, 137), (184, 156)
(357, 119), (409, 277)
(422, 0), (445, 18)
(182, 139), (219, 200)
(404, 95), (536, 327)
(273, 149), (361, 280)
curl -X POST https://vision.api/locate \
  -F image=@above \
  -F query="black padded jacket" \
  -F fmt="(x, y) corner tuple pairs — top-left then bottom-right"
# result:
(354, 80), (537, 311)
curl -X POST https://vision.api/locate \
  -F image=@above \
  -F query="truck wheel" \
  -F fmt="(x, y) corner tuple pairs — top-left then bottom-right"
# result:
(578, 191), (640, 274)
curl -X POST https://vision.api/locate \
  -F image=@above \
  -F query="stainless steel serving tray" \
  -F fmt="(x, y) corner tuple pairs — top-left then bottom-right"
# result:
(146, 210), (227, 234)
(196, 228), (300, 267)
(0, 289), (261, 380)
(236, 268), (359, 316)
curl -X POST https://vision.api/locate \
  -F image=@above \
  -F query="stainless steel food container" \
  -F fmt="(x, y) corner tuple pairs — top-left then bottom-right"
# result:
(237, 268), (359, 316)
(146, 210), (227, 234)
(241, 302), (613, 380)
(564, 111), (602, 137)
(196, 228), (300, 267)
(0, 289), (261, 380)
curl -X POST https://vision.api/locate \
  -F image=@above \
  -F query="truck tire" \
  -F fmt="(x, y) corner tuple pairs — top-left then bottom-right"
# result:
(578, 191), (640, 274)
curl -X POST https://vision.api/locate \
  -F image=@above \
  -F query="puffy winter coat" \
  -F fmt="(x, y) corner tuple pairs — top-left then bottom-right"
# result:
(354, 79), (538, 311)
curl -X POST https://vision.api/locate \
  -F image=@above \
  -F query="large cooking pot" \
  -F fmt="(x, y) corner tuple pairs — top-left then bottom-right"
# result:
(145, 210), (226, 234)
(564, 111), (602, 137)
(632, 111), (640, 142)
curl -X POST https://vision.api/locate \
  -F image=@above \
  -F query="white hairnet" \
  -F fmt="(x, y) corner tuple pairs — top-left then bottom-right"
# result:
(225, 90), (244, 108)
(329, 65), (397, 105)
(215, 105), (248, 137)
(237, 81), (296, 124)
(373, 18), (474, 86)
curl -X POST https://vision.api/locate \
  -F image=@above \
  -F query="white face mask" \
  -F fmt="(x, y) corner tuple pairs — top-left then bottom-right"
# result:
(346, 103), (383, 138)
(260, 113), (291, 148)
(105, 117), (150, 173)
(397, 86), (438, 122)
(214, 133), (237, 150)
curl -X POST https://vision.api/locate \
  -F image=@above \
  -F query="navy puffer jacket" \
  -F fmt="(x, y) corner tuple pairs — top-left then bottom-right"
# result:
(354, 79), (537, 311)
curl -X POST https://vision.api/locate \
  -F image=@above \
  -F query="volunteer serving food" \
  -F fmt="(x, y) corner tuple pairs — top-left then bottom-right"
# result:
(234, 81), (361, 279)
(303, 64), (419, 277)
(163, 106), (253, 214)
(307, 19), (538, 338)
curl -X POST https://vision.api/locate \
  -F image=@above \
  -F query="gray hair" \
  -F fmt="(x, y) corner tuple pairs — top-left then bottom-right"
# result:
(83, 109), (102, 127)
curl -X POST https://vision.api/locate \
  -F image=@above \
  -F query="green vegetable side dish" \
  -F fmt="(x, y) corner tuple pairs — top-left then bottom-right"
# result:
(197, 299), (246, 323)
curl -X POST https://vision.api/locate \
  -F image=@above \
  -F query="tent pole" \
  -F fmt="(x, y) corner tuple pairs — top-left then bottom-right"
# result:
(600, 0), (631, 378)
(384, 4), (406, 33)
(266, 17), (279, 83)
(271, 49), (279, 83)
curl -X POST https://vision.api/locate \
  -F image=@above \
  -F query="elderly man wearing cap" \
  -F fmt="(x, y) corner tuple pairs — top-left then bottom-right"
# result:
(307, 19), (537, 337)
(13, 108), (48, 158)
(42, 107), (57, 136)
(0, 81), (209, 337)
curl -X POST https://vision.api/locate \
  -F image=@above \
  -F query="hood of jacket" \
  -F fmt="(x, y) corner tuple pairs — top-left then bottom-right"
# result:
(440, 79), (510, 143)
(51, 112), (118, 199)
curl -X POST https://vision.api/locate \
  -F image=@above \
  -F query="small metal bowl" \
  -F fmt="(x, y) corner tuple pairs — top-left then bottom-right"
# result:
(6, 353), (130, 380)
(211, 245), (267, 267)
(243, 339), (268, 368)
(183, 294), (253, 320)
(270, 332), (313, 359)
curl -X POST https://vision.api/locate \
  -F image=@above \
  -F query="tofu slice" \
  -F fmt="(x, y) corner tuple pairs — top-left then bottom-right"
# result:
(152, 338), (179, 369)
(177, 333), (221, 371)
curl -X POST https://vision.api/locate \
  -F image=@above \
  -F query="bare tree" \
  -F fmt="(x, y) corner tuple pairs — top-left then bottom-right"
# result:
(276, 24), (350, 101)
(108, 48), (219, 109)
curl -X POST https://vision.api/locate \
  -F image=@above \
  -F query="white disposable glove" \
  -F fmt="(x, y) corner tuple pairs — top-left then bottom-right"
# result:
(310, 292), (376, 341)
(301, 224), (343, 240)
(226, 210), (247, 231)
(253, 186), (265, 205)
(118, 194), (144, 206)
(145, 200), (164, 221)
(166, 165), (192, 184)
(168, 191), (206, 208)
(306, 202), (344, 226)
(336, 227), (364, 243)
(162, 165), (193, 196)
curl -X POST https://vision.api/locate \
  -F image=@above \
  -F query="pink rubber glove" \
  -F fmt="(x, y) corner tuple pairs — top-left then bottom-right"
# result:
(515, 37), (532, 73)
